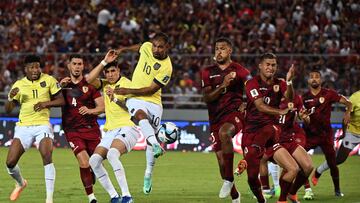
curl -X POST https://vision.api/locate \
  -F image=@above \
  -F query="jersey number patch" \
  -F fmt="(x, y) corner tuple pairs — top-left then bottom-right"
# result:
(32, 90), (38, 98)
(72, 98), (77, 107)
(143, 62), (151, 75)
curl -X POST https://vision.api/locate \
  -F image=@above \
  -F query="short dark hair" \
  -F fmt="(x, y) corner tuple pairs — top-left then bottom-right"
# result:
(309, 67), (321, 76)
(24, 55), (41, 65)
(259, 53), (277, 63)
(152, 32), (169, 44)
(104, 61), (119, 70)
(69, 54), (84, 61)
(215, 37), (233, 48)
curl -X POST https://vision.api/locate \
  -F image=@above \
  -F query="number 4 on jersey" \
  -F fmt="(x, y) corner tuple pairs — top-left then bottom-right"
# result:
(72, 97), (77, 107)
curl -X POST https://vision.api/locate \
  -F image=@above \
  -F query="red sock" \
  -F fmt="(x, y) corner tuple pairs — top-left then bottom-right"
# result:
(279, 179), (292, 201)
(304, 179), (311, 189)
(80, 167), (94, 195)
(290, 171), (308, 195)
(223, 153), (234, 182)
(231, 185), (239, 199)
(260, 175), (270, 190)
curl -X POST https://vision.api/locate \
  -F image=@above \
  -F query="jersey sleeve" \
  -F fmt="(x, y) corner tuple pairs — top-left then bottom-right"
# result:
(48, 76), (62, 96)
(139, 42), (152, 55)
(91, 86), (102, 100)
(238, 67), (252, 84)
(200, 69), (211, 89)
(328, 89), (342, 103)
(295, 95), (304, 111)
(154, 62), (172, 87)
(279, 79), (287, 96)
(245, 79), (262, 102)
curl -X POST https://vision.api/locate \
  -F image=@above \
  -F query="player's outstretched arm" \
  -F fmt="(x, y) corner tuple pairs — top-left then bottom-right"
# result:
(284, 64), (295, 101)
(114, 81), (161, 96)
(86, 49), (118, 87)
(339, 95), (352, 125)
(117, 44), (141, 53)
(254, 98), (289, 115)
(78, 96), (105, 115)
(202, 72), (235, 103)
(34, 92), (65, 112)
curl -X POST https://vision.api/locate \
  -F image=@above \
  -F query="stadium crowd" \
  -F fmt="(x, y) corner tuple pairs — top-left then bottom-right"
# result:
(0, 0), (359, 97)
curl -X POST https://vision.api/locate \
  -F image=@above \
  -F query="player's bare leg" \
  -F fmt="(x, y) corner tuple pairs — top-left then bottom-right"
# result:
(39, 137), (55, 203)
(89, 147), (120, 202)
(76, 150), (97, 203)
(218, 123), (238, 199)
(107, 139), (133, 203)
(6, 138), (27, 201)
(135, 110), (164, 158)
(273, 148), (300, 203)
(288, 146), (313, 200)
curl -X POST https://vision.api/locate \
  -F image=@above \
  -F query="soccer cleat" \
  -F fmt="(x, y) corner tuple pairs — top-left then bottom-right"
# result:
(234, 159), (247, 176)
(288, 194), (300, 203)
(110, 196), (120, 203)
(143, 176), (152, 194)
(263, 189), (274, 199)
(10, 179), (27, 201)
(276, 201), (287, 203)
(335, 190), (344, 197)
(152, 144), (164, 158)
(232, 195), (240, 203)
(274, 186), (281, 198)
(90, 199), (98, 203)
(219, 180), (234, 198)
(311, 174), (318, 186)
(303, 189), (314, 200)
(121, 196), (134, 203)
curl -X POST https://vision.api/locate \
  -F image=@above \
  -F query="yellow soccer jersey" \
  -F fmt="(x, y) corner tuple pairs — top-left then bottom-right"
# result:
(348, 90), (360, 135)
(101, 77), (134, 131)
(131, 42), (172, 105)
(10, 73), (61, 126)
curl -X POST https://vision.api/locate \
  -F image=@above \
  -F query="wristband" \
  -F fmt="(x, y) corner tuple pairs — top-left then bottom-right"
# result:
(101, 60), (108, 66)
(286, 80), (293, 85)
(8, 97), (13, 102)
(113, 97), (118, 103)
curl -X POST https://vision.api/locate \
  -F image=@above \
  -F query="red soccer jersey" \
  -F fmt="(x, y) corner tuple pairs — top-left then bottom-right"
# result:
(302, 88), (341, 136)
(245, 75), (287, 132)
(61, 78), (101, 134)
(278, 95), (304, 141)
(201, 62), (251, 124)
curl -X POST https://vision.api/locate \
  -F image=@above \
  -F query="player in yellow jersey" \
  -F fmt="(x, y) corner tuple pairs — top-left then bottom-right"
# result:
(87, 50), (136, 203)
(312, 90), (360, 192)
(114, 32), (173, 194)
(4, 55), (65, 203)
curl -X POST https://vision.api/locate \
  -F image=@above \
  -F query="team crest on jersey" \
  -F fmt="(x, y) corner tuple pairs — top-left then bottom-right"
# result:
(319, 97), (325, 103)
(40, 81), (46, 87)
(82, 86), (88, 93)
(273, 85), (279, 92)
(235, 116), (240, 123)
(153, 62), (161, 70)
(115, 85), (120, 88)
(288, 102), (294, 109)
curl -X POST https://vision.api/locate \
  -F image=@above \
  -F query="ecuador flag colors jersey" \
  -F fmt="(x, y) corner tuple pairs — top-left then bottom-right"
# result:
(131, 42), (172, 105)
(101, 77), (134, 131)
(9, 73), (61, 126)
(348, 90), (360, 135)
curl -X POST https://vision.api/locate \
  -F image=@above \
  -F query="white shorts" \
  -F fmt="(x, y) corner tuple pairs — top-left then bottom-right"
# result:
(342, 131), (360, 150)
(14, 125), (54, 150)
(126, 98), (163, 130)
(98, 126), (140, 152)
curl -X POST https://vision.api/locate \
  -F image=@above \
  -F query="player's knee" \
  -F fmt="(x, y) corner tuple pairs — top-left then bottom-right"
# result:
(89, 154), (102, 169)
(6, 160), (16, 169)
(286, 164), (300, 178)
(302, 163), (313, 176)
(135, 110), (147, 121)
(107, 148), (120, 161)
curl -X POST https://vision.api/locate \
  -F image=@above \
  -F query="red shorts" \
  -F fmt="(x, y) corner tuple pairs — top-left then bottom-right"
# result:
(242, 124), (281, 160)
(210, 111), (244, 152)
(280, 140), (300, 155)
(264, 143), (283, 162)
(65, 131), (101, 155)
(293, 131), (306, 148)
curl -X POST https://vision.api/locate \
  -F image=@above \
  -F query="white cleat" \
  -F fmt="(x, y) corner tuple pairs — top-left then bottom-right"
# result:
(232, 193), (241, 203)
(219, 180), (234, 198)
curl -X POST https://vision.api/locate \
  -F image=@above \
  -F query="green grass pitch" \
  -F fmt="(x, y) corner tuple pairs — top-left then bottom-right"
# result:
(0, 148), (359, 203)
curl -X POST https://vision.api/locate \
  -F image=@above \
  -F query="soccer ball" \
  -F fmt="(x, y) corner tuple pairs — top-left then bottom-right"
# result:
(156, 122), (180, 144)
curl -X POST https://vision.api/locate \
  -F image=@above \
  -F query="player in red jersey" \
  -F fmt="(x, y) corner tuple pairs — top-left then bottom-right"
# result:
(201, 38), (251, 203)
(240, 53), (299, 203)
(260, 94), (314, 202)
(302, 69), (352, 198)
(60, 55), (105, 203)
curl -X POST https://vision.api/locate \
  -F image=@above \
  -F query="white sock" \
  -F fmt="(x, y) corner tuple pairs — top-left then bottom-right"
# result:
(44, 163), (56, 201)
(268, 162), (280, 188)
(88, 193), (96, 201)
(89, 153), (118, 198)
(107, 148), (131, 197)
(145, 145), (155, 177)
(7, 165), (24, 186)
(317, 161), (329, 174)
(139, 119), (158, 145)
